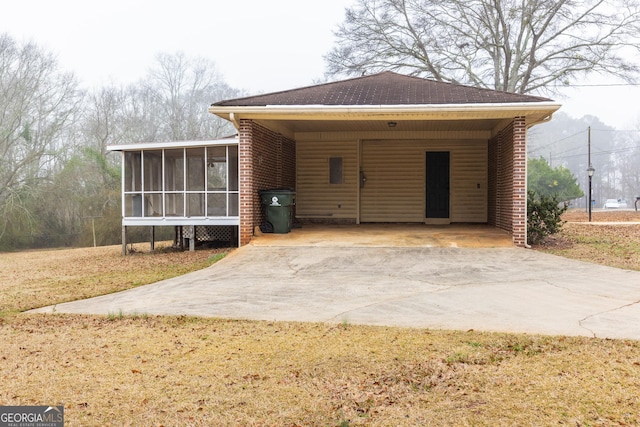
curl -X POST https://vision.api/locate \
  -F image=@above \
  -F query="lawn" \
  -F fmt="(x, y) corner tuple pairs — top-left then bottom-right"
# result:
(1, 219), (639, 426)
(534, 208), (640, 271)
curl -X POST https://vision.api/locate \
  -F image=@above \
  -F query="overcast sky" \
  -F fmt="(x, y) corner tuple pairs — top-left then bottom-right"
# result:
(2, 0), (639, 129)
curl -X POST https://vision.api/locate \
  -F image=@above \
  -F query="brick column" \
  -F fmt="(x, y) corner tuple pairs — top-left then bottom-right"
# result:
(512, 117), (527, 247)
(238, 119), (254, 246)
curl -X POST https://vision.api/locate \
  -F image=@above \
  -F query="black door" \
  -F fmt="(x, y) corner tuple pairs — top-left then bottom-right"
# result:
(426, 152), (450, 218)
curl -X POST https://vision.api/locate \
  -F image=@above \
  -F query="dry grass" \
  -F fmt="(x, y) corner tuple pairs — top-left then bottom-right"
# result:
(2, 315), (639, 426)
(534, 209), (640, 271)
(1, 227), (640, 426)
(0, 242), (228, 315)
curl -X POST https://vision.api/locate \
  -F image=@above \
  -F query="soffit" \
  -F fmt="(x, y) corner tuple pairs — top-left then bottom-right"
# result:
(210, 104), (561, 138)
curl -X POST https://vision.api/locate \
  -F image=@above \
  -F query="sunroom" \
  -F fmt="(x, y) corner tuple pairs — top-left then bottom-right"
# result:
(108, 138), (240, 253)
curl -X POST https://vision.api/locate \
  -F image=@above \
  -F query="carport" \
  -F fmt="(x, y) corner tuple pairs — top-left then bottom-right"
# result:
(209, 71), (561, 247)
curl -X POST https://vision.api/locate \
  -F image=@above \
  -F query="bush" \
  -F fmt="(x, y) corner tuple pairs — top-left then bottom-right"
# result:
(527, 190), (568, 245)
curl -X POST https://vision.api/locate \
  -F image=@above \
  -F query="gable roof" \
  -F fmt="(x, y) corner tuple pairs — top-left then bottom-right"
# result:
(212, 71), (552, 107)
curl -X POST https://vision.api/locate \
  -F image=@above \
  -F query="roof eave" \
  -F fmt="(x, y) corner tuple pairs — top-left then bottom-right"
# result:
(209, 102), (561, 122)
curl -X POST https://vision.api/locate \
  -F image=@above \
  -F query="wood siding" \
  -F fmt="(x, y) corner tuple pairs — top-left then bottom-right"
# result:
(360, 141), (424, 222)
(360, 140), (487, 222)
(296, 138), (488, 223)
(296, 140), (358, 219)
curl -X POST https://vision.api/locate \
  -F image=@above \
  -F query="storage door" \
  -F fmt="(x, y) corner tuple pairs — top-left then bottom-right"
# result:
(360, 141), (424, 222)
(425, 151), (450, 219)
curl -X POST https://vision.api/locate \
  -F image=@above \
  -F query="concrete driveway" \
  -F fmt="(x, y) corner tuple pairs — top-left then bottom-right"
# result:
(33, 225), (640, 340)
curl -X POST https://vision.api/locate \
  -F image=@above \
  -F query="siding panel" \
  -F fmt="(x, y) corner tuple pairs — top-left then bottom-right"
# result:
(296, 140), (358, 218)
(361, 140), (487, 223)
(297, 138), (488, 223)
(361, 141), (424, 222)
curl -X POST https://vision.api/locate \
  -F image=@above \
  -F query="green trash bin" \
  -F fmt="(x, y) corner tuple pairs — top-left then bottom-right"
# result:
(259, 189), (296, 233)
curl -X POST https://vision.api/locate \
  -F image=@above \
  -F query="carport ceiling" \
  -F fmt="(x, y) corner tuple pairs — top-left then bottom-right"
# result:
(251, 117), (510, 134)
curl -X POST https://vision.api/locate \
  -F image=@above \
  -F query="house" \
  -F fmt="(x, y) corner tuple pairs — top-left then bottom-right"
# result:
(208, 71), (560, 247)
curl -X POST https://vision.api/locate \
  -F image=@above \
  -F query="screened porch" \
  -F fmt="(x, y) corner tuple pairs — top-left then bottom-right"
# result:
(108, 138), (240, 253)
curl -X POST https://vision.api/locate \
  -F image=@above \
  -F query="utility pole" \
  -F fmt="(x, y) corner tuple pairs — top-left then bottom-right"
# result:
(587, 126), (595, 222)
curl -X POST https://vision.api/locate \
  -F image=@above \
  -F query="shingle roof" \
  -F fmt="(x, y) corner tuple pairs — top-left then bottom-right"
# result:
(212, 71), (552, 107)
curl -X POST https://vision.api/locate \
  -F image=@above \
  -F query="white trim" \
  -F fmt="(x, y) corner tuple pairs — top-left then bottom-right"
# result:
(209, 102), (561, 115)
(162, 150), (166, 217)
(120, 151), (125, 219)
(108, 138), (238, 152)
(141, 150), (146, 216)
(270, 102), (560, 111)
(122, 217), (240, 227)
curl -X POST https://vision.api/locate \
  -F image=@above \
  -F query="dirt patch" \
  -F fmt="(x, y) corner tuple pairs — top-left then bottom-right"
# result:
(562, 208), (640, 222)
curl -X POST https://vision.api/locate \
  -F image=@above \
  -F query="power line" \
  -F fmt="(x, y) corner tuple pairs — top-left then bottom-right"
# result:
(557, 83), (640, 87)
(529, 127), (640, 156)
(528, 128), (588, 154)
(591, 128), (640, 133)
(552, 144), (640, 161)
(550, 142), (588, 157)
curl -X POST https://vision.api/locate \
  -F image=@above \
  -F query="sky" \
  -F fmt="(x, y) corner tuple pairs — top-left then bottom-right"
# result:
(1, 0), (639, 130)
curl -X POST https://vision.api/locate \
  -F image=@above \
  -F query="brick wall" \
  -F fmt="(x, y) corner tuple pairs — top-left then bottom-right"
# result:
(512, 117), (527, 247)
(238, 119), (296, 245)
(487, 117), (528, 247)
(498, 123), (515, 234)
(238, 120), (254, 245)
(488, 122), (513, 233)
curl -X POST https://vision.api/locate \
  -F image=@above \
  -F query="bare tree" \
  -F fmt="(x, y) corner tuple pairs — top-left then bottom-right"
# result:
(610, 131), (640, 200)
(145, 52), (238, 141)
(0, 40), (243, 249)
(82, 86), (129, 156)
(81, 52), (241, 151)
(0, 34), (82, 239)
(50, 53), (244, 248)
(326, 0), (640, 94)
